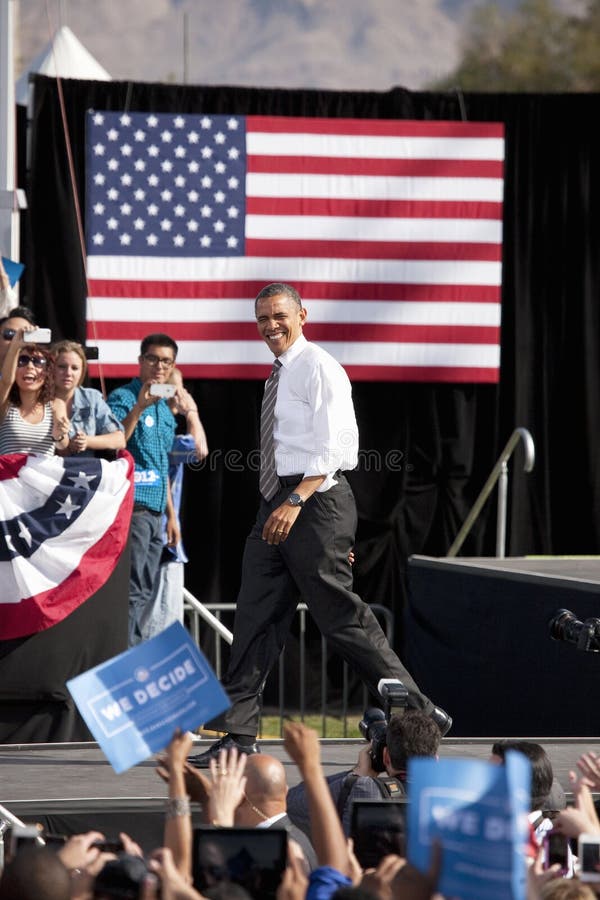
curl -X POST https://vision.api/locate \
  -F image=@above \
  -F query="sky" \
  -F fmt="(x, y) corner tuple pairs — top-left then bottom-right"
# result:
(14, 0), (488, 93)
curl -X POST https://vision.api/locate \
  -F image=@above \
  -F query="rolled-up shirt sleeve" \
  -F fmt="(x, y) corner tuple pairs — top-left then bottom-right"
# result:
(303, 359), (358, 477)
(274, 339), (359, 488)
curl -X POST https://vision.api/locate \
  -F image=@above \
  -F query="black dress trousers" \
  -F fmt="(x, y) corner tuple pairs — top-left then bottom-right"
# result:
(208, 473), (433, 737)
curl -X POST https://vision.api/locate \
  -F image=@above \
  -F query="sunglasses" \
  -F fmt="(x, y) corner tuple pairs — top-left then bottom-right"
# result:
(17, 354), (48, 369)
(2, 328), (17, 340)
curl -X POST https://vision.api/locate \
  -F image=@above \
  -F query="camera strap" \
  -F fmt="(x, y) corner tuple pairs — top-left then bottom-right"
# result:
(336, 773), (406, 819)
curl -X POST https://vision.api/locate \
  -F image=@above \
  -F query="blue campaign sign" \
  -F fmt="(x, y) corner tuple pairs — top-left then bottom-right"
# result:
(407, 753), (531, 900)
(67, 621), (230, 773)
(1, 256), (25, 286)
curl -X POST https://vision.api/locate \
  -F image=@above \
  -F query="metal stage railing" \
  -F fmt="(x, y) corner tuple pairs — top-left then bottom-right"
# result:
(446, 426), (535, 559)
(183, 595), (394, 738)
(0, 802), (45, 871)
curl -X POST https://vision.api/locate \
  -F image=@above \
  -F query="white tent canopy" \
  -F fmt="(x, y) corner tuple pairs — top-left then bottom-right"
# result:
(16, 25), (111, 106)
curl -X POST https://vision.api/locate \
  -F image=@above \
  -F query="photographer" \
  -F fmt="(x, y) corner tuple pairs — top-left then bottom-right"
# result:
(287, 709), (442, 838)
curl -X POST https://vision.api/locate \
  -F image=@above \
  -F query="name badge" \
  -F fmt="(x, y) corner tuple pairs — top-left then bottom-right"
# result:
(134, 468), (161, 486)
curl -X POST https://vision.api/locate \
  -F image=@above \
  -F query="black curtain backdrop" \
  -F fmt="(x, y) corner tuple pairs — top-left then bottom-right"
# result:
(20, 76), (600, 659)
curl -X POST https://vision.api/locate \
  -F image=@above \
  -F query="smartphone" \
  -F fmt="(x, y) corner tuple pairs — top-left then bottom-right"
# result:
(192, 826), (287, 900)
(543, 830), (569, 874)
(91, 838), (125, 853)
(149, 383), (176, 398)
(84, 345), (100, 360)
(350, 798), (408, 870)
(579, 834), (600, 882)
(23, 328), (52, 343)
(10, 824), (43, 854)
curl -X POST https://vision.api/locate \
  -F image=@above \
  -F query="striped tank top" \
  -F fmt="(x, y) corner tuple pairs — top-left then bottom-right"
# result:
(0, 403), (55, 456)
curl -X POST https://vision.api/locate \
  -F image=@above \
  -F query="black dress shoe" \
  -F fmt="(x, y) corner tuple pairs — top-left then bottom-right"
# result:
(430, 706), (452, 736)
(187, 734), (260, 767)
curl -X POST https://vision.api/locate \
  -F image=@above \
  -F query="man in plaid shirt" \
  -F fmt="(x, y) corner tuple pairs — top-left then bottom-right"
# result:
(108, 333), (179, 646)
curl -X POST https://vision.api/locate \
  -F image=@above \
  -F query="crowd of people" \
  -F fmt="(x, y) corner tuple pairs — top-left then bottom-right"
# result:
(3, 720), (600, 899)
(2, 275), (600, 898)
(0, 296), (207, 639)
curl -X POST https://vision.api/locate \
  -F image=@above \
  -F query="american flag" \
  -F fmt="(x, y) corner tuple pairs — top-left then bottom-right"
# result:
(85, 112), (504, 382)
(0, 452), (134, 640)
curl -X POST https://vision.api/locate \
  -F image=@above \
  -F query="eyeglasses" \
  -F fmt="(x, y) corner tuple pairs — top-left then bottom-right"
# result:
(142, 353), (174, 368)
(2, 329), (17, 340)
(17, 354), (47, 369)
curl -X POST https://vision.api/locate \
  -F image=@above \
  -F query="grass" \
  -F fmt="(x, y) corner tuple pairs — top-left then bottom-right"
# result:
(198, 713), (363, 740)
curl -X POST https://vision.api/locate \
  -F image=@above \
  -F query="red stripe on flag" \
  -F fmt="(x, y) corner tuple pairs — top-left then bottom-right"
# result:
(245, 239), (502, 261)
(89, 321), (500, 344)
(87, 279), (502, 303)
(248, 116), (505, 139)
(343, 365), (500, 382)
(246, 197), (503, 219)
(88, 362), (499, 382)
(248, 155), (504, 178)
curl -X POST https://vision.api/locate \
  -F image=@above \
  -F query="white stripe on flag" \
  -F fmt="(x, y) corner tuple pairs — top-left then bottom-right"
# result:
(247, 132), (505, 160)
(87, 255), (502, 286)
(245, 215), (503, 243)
(86, 298), (502, 326)
(246, 173), (504, 202)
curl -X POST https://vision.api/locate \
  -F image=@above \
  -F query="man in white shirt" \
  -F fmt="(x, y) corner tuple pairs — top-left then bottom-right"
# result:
(189, 283), (451, 765)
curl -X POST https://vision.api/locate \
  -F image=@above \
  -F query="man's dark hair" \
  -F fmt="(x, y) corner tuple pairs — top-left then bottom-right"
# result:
(254, 282), (302, 311)
(139, 332), (178, 357)
(491, 740), (553, 811)
(385, 709), (441, 772)
(0, 846), (70, 900)
(0, 306), (37, 328)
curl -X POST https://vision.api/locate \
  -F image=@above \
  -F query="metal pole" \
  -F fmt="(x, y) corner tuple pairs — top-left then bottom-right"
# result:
(496, 460), (508, 558)
(183, 12), (189, 84)
(0, 0), (20, 262)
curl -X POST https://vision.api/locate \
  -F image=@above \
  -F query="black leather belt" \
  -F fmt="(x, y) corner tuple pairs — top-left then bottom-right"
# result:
(278, 471), (342, 486)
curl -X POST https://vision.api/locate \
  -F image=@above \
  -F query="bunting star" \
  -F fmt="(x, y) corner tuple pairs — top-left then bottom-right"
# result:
(17, 519), (33, 547)
(56, 495), (82, 520)
(69, 472), (98, 490)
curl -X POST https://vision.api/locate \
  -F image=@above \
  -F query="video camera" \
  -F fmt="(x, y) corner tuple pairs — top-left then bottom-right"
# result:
(358, 679), (409, 772)
(549, 608), (600, 653)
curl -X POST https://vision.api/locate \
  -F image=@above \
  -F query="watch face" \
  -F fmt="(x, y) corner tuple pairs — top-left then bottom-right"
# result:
(288, 493), (304, 506)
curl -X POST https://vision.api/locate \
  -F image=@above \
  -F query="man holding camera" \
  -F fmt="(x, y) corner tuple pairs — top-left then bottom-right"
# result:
(286, 708), (442, 837)
(108, 333), (180, 646)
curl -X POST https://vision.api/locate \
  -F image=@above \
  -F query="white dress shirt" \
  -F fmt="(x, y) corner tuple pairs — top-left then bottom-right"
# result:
(273, 334), (358, 492)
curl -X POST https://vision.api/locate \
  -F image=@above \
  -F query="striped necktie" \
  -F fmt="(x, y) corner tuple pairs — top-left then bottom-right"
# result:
(259, 359), (282, 501)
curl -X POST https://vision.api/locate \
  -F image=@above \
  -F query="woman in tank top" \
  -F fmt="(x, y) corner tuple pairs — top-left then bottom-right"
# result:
(0, 327), (70, 456)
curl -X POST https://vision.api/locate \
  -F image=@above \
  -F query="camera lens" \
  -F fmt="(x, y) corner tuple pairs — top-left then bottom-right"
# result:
(548, 608), (600, 653)
(548, 609), (578, 642)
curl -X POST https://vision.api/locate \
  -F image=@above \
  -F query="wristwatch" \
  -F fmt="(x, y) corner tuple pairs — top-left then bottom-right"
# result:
(287, 493), (305, 508)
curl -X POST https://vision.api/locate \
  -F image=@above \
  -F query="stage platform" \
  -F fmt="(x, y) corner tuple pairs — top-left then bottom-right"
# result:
(1, 736), (599, 853)
(405, 555), (600, 737)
